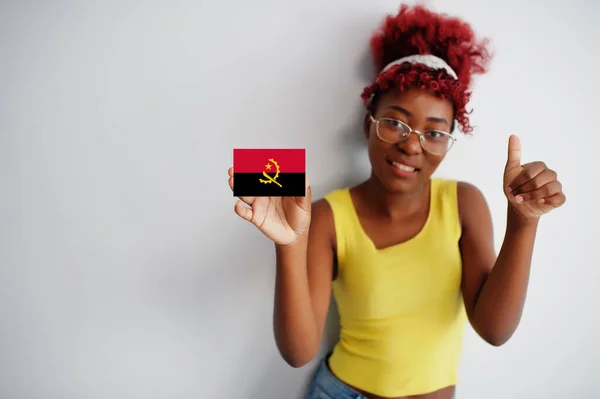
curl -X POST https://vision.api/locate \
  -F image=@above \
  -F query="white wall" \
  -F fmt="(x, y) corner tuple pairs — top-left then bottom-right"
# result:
(1, 1), (598, 398)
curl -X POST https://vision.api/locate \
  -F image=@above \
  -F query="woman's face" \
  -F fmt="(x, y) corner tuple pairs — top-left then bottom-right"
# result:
(365, 85), (455, 194)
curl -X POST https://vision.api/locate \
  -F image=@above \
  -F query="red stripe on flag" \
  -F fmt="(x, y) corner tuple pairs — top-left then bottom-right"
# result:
(233, 148), (306, 173)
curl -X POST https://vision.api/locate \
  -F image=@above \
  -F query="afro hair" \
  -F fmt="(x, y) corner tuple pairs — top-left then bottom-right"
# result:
(361, 4), (492, 134)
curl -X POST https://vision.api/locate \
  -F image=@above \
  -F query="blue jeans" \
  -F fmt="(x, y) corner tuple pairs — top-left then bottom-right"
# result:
(305, 357), (456, 399)
(305, 358), (368, 399)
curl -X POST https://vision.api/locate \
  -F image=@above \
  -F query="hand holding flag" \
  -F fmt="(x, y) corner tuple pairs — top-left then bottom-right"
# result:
(228, 149), (311, 246)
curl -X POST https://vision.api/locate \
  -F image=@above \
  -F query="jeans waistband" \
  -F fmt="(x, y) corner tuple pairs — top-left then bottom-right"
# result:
(306, 357), (366, 399)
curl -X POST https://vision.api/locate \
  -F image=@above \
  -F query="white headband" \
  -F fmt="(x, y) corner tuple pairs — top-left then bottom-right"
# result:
(369, 54), (460, 132)
(380, 54), (458, 80)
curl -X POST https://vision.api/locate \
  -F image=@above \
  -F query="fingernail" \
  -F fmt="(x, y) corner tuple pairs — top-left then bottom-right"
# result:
(515, 195), (523, 203)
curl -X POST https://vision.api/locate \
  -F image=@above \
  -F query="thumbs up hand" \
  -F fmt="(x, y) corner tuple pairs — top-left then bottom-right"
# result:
(503, 135), (566, 220)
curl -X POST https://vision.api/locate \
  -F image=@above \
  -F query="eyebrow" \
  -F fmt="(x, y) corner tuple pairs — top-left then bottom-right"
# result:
(387, 105), (450, 126)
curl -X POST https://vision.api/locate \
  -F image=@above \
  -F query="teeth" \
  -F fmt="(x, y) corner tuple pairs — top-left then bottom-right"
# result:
(392, 162), (415, 172)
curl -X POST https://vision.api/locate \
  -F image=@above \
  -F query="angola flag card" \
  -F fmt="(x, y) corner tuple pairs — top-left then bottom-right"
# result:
(233, 148), (306, 197)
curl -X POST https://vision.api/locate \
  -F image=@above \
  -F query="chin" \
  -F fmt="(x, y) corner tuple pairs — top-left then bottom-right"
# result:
(373, 172), (420, 194)
(377, 164), (429, 193)
(388, 178), (422, 194)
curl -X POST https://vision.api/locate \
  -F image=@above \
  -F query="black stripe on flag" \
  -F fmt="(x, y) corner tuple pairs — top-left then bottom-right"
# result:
(233, 173), (306, 197)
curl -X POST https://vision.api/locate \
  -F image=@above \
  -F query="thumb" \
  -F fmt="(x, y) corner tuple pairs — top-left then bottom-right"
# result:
(304, 174), (311, 201)
(505, 134), (522, 172)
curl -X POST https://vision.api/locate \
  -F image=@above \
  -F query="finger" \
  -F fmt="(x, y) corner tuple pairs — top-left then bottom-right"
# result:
(505, 135), (522, 172)
(228, 169), (256, 204)
(238, 195), (256, 206)
(514, 180), (562, 203)
(295, 174), (312, 209)
(507, 161), (547, 192)
(234, 199), (254, 222)
(511, 168), (557, 195)
(305, 174), (310, 196)
(538, 192), (567, 208)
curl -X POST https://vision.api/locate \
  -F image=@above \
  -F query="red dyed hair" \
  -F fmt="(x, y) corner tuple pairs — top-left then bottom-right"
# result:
(361, 4), (492, 134)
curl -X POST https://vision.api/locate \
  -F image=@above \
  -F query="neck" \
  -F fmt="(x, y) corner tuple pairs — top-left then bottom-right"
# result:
(358, 173), (430, 219)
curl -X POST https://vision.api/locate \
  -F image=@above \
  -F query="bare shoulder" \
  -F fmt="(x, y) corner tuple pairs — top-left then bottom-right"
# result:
(311, 197), (333, 216)
(456, 181), (492, 228)
(309, 198), (337, 249)
(457, 181), (487, 203)
(311, 198), (334, 226)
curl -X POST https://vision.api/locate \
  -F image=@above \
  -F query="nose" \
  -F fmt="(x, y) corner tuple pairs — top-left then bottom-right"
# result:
(396, 131), (422, 155)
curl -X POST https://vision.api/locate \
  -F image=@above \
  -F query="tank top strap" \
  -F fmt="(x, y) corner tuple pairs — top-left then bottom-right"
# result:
(323, 188), (362, 265)
(427, 178), (462, 240)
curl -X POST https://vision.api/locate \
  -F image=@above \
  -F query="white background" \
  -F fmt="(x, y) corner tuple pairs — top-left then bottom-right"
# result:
(1, 1), (598, 398)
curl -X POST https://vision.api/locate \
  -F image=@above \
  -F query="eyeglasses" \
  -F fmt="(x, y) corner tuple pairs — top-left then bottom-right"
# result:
(369, 114), (457, 155)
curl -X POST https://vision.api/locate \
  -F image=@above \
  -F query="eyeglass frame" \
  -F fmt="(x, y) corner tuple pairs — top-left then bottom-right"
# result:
(369, 114), (458, 155)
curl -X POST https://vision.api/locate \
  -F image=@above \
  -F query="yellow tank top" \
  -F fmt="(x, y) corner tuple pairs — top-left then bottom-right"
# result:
(324, 178), (467, 397)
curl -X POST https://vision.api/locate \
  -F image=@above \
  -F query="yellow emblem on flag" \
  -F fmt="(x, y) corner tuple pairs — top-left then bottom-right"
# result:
(259, 158), (282, 187)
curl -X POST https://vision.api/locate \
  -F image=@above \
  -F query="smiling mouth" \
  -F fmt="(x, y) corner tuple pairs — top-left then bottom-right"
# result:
(388, 159), (419, 172)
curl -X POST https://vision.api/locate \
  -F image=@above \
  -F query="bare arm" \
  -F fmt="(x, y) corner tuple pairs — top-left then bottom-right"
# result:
(458, 182), (538, 346)
(273, 199), (336, 367)
(459, 136), (566, 346)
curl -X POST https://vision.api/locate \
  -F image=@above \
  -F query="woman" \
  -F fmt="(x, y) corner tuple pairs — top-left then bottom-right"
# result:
(228, 4), (565, 399)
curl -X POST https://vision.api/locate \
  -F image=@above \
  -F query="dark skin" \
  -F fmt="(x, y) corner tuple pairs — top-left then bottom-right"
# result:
(228, 85), (566, 399)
